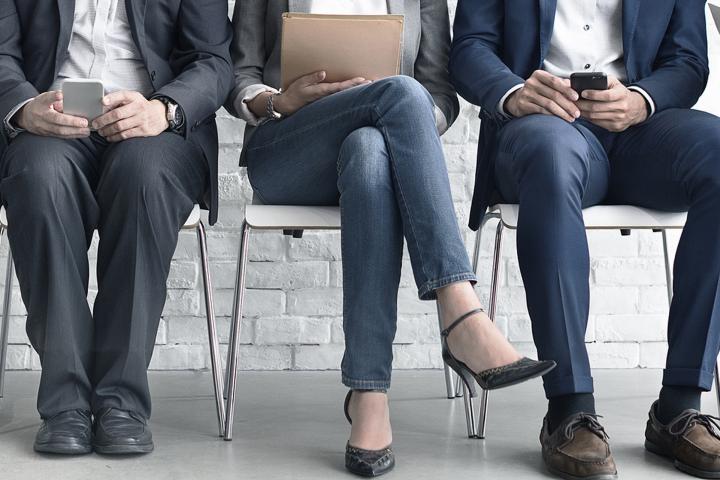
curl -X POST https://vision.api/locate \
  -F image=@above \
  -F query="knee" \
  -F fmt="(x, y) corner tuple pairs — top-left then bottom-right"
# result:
(99, 139), (168, 197)
(509, 116), (592, 201)
(338, 127), (392, 190)
(2, 136), (81, 216)
(373, 76), (434, 114)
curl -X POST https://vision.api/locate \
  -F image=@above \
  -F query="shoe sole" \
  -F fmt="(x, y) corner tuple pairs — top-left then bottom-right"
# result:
(645, 439), (720, 479)
(34, 442), (92, 455)
(546, 464), (618, 480)
(93, 443), (154, 455)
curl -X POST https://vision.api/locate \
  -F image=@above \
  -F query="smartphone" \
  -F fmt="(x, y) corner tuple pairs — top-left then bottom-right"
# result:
(570, 72), (608, 96)
(62, 79), (104, 122)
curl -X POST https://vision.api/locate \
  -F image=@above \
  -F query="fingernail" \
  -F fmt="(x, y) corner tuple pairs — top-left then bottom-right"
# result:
(575, 111), (581, 118)
(102, 98), (109, 105)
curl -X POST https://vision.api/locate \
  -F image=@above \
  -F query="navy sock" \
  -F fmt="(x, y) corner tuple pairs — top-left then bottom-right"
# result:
(656, 386), (702, 425)
(547, 393), (596, 433)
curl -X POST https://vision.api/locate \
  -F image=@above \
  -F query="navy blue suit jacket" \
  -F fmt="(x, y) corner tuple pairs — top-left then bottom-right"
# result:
(449, 0), (710, 230)
(0, 0), (233, 224)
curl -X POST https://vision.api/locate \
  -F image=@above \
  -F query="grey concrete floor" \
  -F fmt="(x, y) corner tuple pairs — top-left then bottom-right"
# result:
(0, 369), (709, 479)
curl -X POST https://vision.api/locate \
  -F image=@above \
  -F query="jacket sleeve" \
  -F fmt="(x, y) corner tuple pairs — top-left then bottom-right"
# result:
(448, 0), (525, 112)
(154, 0), (233, 138)
(224, 1), (270, 118)
(414, 0), (460, 134)
(630, 0), (709, 112)
(0, 2), (40, 139)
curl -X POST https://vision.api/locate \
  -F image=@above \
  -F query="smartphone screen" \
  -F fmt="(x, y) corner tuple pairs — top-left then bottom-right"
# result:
(62, 79), (105, 122)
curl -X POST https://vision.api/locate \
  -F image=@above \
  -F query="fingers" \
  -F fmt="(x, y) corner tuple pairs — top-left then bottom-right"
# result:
(98, 116), (142, 137)
(46, 109), (89, 128)
(93, 102), (140, 129)
(102, 90), (140, 110)
(529, 97), (577, 122)
(577, 99), (625, 114)
(295, 71), (327, 88)
(532, 82), (580, 119)
(106, 127), (144, 143)
(532, 71), (578, 101)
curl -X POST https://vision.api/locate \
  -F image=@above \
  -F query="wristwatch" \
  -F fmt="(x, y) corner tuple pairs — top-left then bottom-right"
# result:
(266, 92), (283, 120)
(154, 96), (185, 133)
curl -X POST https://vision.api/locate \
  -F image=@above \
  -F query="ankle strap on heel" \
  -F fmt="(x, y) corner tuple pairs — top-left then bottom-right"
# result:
(440, 308), (486, 338)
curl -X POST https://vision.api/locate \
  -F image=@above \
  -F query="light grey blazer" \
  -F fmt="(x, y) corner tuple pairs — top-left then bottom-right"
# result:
(226, 0), (460, 164)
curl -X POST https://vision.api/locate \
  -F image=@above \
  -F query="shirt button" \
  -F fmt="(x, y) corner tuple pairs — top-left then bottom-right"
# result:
(584, 64), (591, 70)
(584, 24), (591, 31)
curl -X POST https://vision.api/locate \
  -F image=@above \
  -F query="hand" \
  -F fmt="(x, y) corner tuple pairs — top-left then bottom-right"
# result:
(92, 91), (169, 142)
(271, 71), (371, 116)
(577, 75), (648, 132)
(15, 91), (90, 138)
(505, 70), (580, 122)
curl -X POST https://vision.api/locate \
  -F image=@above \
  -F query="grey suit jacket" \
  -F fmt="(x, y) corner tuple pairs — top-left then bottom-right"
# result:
(226, 0), (459, 164)
(0, 0), (234, 224)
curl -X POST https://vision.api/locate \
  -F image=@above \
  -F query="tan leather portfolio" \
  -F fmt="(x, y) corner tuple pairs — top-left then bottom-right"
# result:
(280, 13), (404, 91)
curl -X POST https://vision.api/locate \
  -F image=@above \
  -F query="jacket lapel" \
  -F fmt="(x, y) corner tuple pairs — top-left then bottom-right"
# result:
(125, 0), (148, 57)
(288, 0), (312, 13)
(56, 0), (75, 74)
(387, 0), (403, 14)
(622, 0), (641, 80)
(538, 0), (558, 66)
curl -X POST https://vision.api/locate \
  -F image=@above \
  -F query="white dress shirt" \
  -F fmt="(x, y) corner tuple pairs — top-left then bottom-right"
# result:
(499, 0), (655, 117)
(235, 1), (389, 126)
(4, 0), (152, 136)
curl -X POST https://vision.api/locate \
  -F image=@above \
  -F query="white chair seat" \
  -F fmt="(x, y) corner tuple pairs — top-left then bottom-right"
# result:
(245, 205), (341, 230)
(494, 204), (688, 230)
(182, 204), (202, 229)
(0, 205), (200, 230)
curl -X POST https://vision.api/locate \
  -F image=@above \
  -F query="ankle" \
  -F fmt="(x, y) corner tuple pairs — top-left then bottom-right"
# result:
(437, 282), (482, 328)
(657, 386), (702, 424)
(547, 393), (596, 433)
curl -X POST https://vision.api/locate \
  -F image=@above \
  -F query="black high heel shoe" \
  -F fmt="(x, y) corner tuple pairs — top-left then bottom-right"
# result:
(441, 308), (556, 395)
(343, 391), (395, 477)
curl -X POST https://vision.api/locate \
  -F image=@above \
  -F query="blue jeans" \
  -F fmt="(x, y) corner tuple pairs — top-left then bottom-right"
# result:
(245, 76), (476, 390)
(494, 110), (720, 398)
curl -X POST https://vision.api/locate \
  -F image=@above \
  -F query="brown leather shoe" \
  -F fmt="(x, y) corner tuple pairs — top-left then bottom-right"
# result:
(645, 400), (720, 478)
(540, 413), (618, 480)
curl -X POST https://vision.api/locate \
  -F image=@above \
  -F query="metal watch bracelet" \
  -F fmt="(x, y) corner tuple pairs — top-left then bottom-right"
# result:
(266, 92), (283, 120)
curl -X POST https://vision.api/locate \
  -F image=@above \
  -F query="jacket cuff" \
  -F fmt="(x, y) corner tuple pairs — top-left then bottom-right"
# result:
(233, 84), (279, 126)
(3, 98), (33, 139)
(497, 83), (524, 118)
(628, 86), (656, 118)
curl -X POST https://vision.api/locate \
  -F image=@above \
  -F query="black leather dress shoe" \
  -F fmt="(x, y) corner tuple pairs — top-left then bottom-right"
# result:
(34, 409), (93, 455)
(93, 408), (154, 455)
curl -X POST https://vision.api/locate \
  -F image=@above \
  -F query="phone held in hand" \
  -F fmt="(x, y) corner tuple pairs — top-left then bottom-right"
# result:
(62, 79), (104, 123)
(570, 72), (608, 96)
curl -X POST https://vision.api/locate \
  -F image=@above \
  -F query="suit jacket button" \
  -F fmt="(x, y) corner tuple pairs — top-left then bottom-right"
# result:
(150, 71), (157, 81)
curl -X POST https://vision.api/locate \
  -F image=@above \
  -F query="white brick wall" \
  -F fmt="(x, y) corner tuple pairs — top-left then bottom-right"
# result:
(4, 2), (720, 372)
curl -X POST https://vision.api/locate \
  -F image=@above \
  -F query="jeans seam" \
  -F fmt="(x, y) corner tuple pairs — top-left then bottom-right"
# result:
(372, 106), (433, 287)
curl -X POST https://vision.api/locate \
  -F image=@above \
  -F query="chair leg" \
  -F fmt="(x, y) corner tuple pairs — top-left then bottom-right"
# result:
(197, 221), (226, 437)
(0, 235), (13, 399)
(223, 221), (250, 441)
(661, 230), (673, 306)
(477, 220), (504, 440)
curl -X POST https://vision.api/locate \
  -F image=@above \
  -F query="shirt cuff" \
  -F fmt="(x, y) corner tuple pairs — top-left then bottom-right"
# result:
(3, 98), (33, 139)
(628, 86), (656, 118)
(234, 84), (280, 126)
(497, 83), (524, 118)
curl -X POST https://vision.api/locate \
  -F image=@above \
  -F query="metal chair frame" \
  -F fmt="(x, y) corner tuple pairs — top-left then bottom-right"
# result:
(459, 205), (720, 439)
(222, 205), (467, 440)
(0, 206), (227, 437)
